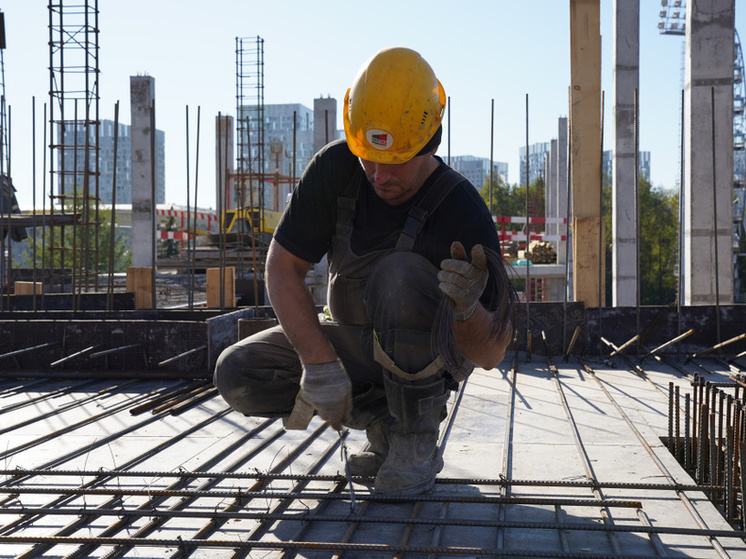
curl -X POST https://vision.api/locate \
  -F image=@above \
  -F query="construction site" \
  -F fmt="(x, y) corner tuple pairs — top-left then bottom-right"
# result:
(1, 0), (746, 557)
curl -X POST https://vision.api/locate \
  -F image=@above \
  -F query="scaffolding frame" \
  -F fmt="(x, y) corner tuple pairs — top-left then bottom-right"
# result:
(234, 36), (266, 284)
(48, 0), (101, 296)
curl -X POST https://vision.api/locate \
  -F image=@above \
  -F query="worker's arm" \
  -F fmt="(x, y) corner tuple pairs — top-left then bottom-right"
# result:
(265, 238), (337, 364)
(439, 242), (512, 370)
(265, 238), (351, 429)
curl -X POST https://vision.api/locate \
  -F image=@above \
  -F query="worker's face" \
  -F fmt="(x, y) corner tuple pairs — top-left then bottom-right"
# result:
(359, 153), (436, 206)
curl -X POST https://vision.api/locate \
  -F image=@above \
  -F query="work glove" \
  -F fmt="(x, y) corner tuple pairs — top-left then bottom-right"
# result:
(300, 359), (352, 430)
(438, 241), (489, 321)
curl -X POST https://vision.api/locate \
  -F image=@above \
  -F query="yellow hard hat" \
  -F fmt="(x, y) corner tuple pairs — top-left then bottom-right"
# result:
(343, 47), (446, 164)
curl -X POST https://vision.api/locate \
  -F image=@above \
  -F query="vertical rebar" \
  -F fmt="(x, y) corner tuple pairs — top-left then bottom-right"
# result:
(693, 377), (700, 467)
(41, 103), (47, 309)
(634, 88), (640, 355)
(185, 105), (192, 309)
(106, 101), (119, 312)
(732, 400), (741, 513)
(677, 89), (685, 337)
(697, 402), (707, 484)
(190, 106), (200, 307)
(92, 2), (101, 292)
(222, 114), (229, 309)
(710, 86), (721, 348)
(489, 99), (494, 215)
(598, 90), (605, 344)
(31, 97), (38, 311)
(668, 381), (675, 454)
(216, 112), (224, 310)
(685, 393), (691, 471)
(447, 96), (450, 166)
(675, 385), (681, 461)
(72, 100), (79, 309)
(741, 438), (746, 530)
(727, 425), (734, 523)
(245, 115), (259, 314)
(525, 93), (531, 361)
(718, 391), (725, 486)
(564, 91), (572, 360)
(709, 412), (717, 494)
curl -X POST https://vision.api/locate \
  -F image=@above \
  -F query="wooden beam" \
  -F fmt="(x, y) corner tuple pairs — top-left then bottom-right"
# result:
(570, 0), (603, 307)
(207, 267), (236, 308)
(126, 267), (153, 310)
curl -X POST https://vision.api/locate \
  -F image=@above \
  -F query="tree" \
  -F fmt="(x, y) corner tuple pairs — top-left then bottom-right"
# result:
(20, 201), (131, 275)
(480, 175), (546, 231)
(602, 174), (679, 306)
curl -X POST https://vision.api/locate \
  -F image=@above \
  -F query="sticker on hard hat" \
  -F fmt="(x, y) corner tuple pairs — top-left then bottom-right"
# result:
(366, 129), (394, 150)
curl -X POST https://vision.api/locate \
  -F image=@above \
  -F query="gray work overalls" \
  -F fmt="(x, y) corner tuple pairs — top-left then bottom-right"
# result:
(213, 165), (473, 427)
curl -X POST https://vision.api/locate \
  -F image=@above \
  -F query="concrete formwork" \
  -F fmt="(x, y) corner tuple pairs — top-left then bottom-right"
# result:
(0, 307), (262, 377)
(684, 0), (735, 305)
(612, 0), (640, 307)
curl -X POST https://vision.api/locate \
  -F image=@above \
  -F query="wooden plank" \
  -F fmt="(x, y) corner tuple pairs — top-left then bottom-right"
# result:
(207, 267), (236, 308)
(573, 216), (603, 307)
(14, 281), (42, 295)
(570, 0), (603, 306)
(126, 266), (153, 310)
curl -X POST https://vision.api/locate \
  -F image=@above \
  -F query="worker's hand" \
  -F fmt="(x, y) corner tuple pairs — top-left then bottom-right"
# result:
(300, 360), (352, 430)
(438, 242), (489, 321)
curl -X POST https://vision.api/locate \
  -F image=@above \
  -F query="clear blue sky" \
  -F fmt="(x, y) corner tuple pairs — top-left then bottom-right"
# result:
(3, 1), (744, 210)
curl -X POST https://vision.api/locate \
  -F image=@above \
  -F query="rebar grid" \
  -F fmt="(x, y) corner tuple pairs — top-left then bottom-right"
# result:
(1, 356), (746, 558)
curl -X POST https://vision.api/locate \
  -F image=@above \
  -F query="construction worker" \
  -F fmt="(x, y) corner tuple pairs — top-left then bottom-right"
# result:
(214, 47), (516, 495)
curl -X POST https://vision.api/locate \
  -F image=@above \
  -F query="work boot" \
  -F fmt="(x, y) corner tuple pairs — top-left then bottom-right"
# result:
(374, 375), (449, 495)
(348, 420), (390, 477)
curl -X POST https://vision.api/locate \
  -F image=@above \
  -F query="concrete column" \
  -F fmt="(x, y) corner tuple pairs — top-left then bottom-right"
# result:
(314, 96), (337, 154)
(215, 115), (235, 210)
(612, 0), (639, 307)
(556, 117), (570, 287)
(684, 0), (734, 304)
(546, 139), (558, 237)
(130, 76), (155, 268)
(556, 117), (569, 240)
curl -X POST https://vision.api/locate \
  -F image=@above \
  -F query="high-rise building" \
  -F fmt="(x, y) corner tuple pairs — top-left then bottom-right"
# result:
(60, 119), (165, 204)
(519, 142), (551, 186)
(449, 155), (508, 189)
(241, 103), (315, 181)
(236, 99), (342, 212)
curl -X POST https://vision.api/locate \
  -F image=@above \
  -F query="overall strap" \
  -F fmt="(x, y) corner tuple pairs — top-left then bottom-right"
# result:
(334, 167), (363, 238)
(395, 167), (469, 252)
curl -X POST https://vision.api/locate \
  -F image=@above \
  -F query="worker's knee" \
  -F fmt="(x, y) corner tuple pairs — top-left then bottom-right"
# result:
(364, 252), (441, 325)
(214, 342), (301, 417)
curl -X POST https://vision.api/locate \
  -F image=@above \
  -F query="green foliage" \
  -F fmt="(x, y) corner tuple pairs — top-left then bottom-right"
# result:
(602, 174), (679, 306)
(480, 170), (679, 306)
(20, 200), (131, 274)
(480, 174), (545, 231)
